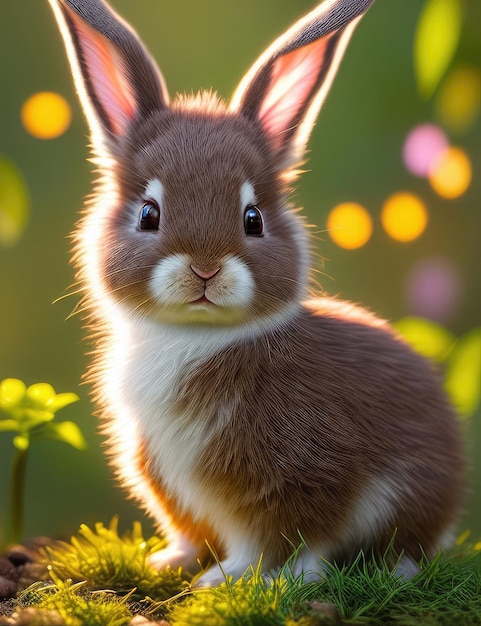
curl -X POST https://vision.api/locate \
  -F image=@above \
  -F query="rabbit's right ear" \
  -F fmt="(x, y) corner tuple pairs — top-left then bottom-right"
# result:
(48, 0), (169, 151)
(230, 0), (374, 169)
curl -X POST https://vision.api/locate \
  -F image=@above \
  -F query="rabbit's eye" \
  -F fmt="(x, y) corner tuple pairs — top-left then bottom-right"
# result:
(139, 201), (160, 231)
(244, 205), (264, 237)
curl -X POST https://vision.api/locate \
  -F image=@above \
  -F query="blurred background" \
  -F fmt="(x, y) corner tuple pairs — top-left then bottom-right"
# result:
(0, 0), (480, 545)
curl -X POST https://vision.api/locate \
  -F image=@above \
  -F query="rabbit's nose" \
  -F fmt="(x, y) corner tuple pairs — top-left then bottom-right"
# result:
(190, 265), (221, 281)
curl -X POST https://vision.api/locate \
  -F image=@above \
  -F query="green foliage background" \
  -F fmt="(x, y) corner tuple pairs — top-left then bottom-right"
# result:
(0, 0), (480, 545)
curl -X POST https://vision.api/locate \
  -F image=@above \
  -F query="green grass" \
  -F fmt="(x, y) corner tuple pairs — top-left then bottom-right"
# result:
(281, 548), (481, 624)
(13, 521), (481, 626)
(167, 548), (481, 626)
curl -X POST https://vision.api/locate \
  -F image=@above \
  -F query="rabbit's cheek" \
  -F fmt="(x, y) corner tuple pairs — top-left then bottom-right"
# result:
(204, 257), (254, 308)
(149, 253), (198, 304)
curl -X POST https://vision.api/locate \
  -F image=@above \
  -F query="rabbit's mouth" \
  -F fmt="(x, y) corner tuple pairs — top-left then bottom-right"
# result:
(190, 295), (216, 306)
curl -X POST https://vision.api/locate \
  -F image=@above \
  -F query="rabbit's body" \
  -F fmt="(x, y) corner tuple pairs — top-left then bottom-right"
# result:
(93, 287), (462, 582)
(49, 0), (464, 585)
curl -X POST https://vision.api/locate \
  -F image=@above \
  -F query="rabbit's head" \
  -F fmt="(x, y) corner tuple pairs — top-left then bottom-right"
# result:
(50, 0), (374, 328)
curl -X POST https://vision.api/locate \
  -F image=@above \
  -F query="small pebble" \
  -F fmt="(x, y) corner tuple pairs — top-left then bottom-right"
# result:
(0, 559), (19, 600)
(0, 607), (66, 625)
(130, 617), (171, 626)
(308, 601), (341, 623)
(5, 546), (34, 568)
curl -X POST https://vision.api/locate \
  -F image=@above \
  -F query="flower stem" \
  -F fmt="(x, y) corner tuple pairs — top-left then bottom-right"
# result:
(9, 445), (28, 545)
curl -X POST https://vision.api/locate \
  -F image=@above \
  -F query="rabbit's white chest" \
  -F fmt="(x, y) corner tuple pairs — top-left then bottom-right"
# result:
(101, 317), (239, 520)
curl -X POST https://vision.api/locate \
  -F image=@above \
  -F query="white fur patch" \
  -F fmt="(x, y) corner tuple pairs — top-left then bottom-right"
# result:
(210, 256), (254, 307)
(144, 178), (164, 208)
(438, 525), (456, 551)
(240, 180), (256, 211)
(196, 541), (329, 586)
(284, 548), (328, 581)
(339, 475), (401, 549)
(394, 555), (420, 580)
(149, 253), (193, 304)
(100, 317), (239, 542)
(148, 533), (200, 572)
(196, 549), (259, 587)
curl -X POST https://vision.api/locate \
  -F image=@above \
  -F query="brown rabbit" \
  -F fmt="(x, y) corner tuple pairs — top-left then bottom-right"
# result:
(48, 0), (464, 586)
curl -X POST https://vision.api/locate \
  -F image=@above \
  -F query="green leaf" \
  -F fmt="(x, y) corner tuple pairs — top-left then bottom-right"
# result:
(46, 392), (80, 413)
(0, 156), (30, 246)
(445, 328), (481, 417)
(34, 420), (88, 450)
(394, 316), (455, 362)
(414, 0), (463, 98)
(0, 418), (19, 432)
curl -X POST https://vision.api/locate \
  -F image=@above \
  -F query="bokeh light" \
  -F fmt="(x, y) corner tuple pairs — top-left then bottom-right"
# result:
(381, 192), (428, 242)
(0, 155), (30, 246)
(428, 146), (472, 199)
(326, 202), (373, 250)
(445, 328), (481, 418)
(403, 124), (448, 177)
(436, 66), (481, 133)
(414, 0), (462, 99)
(394, 316), (455, 362)
(405, 257), (463, 323)
(21, 92), (72, 139)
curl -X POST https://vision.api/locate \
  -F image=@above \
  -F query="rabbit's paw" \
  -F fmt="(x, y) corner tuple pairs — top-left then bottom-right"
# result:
(267, 548), (327, 583)
(194, 566), (228, 588)
(148, 537), (200, 572)
(194, 554), (255, 588)
(393, 555), (420, 580)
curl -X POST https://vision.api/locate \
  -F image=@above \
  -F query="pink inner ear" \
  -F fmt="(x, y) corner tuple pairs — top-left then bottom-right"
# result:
(73, 14), (137, 136)
(258, 36), (332, 147)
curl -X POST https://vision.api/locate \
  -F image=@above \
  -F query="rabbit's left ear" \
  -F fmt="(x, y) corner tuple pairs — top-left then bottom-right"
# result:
(230, 0), (374, 167)
(48, 0), (169, 151)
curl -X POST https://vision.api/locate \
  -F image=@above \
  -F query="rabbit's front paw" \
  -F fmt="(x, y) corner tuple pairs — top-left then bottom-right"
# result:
(148, 536), (200, 572)
(194, 566), (228, 588)
(194, 554), (255, 588)
(392, 555), (420, 580)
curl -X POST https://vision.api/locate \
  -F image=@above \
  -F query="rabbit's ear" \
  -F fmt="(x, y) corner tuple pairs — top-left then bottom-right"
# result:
(49, 0), (169, 150)
(230, 0), (374, 167)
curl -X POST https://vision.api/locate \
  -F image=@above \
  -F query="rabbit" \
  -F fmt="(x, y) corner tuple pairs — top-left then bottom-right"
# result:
(48, 0), (464, 587)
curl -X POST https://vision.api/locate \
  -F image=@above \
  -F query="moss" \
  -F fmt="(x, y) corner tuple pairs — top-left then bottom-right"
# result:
(18, 578), (133, 626)
(40, 517), (189, 601)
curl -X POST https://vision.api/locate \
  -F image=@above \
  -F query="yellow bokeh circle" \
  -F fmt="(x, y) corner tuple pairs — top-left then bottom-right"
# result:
(326, 202), (373, 250)
(381, 192), (428, 243)
(21, 92), (72, 139)
(428, 146), (472, 199)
